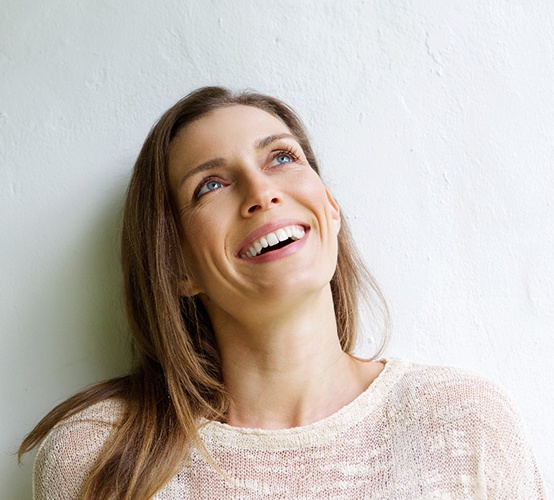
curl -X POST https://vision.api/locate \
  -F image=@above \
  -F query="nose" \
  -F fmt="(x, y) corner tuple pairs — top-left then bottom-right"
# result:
(240, 171), (282, 217)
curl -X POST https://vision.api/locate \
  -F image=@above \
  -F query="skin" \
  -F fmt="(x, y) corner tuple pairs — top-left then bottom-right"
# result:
(168, 105), (384, 429)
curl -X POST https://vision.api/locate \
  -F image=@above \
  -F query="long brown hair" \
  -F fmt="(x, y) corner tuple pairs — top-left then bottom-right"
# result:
(19, 87), (389, 498)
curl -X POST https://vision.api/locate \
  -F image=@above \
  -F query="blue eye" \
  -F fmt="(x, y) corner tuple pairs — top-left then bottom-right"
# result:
(270, 153), (293, 167)
(197, 179), (223, 197)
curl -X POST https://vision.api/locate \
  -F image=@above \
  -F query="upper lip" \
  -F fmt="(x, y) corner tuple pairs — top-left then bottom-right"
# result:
(235, 219), (309, 257)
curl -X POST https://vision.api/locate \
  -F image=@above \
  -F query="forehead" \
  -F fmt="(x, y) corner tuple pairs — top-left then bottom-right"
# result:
(170, 105), (291, 162)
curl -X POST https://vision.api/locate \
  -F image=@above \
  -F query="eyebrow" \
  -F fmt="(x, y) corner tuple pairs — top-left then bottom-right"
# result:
(178, 158), (225, 188)
(178, 133), (298, 188)
(254, 133), (296, 150)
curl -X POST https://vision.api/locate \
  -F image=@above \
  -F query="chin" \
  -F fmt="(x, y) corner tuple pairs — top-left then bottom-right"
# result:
(257, 272), (334, 304)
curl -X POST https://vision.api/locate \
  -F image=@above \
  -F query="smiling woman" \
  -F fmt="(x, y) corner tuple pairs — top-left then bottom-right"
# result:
(168, 105), (342, 309)
(19, 87), (545, 499)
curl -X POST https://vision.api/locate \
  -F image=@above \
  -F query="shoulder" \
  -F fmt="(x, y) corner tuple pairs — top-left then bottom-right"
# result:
(388, 356), (500, 390)
(382, 358), (545, 495)
(34, 398), (124, 499)
(384, 358), (516, 421)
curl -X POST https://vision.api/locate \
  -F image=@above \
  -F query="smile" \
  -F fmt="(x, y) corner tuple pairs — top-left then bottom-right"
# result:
(240, 225), (306, 259)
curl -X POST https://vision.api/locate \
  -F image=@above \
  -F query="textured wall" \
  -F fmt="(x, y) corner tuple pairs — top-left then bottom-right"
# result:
(2, 0), (552, 496)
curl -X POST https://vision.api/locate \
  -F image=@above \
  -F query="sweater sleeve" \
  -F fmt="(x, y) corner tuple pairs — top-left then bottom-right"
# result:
(477, 381), (546, 499)
(33, 400), (120, 500)
(404, 362), (546, 498)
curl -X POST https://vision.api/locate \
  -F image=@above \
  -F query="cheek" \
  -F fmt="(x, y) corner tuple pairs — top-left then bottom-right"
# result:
(182, 221), (211, 266)
(180, 208), (228, 277)
(299, 173), (340, 228)
(295, 170), (326, 200)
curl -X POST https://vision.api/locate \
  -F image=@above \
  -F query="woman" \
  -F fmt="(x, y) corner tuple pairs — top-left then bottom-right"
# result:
(20, 87), (544, 499)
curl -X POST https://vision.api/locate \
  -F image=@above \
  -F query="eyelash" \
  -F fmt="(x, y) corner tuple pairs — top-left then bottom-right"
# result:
(193, 176), (221, 199)
(192, 145), (302, 200)
(271, 146), (300, 164)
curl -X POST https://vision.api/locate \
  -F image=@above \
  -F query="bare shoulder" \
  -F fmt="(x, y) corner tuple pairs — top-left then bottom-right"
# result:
(34, 398), (124, 499)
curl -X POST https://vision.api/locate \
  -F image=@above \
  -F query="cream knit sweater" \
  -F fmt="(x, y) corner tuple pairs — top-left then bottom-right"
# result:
(34, 359), (545, 499)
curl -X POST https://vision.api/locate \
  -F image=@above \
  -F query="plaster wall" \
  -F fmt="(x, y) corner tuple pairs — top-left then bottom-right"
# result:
(1, 0), (552, 496)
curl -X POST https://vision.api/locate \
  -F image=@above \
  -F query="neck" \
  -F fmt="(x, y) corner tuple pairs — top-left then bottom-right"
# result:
(204, 286), (383, 429)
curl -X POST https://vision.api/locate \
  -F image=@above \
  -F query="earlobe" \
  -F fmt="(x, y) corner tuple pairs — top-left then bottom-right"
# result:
(179, 276), (202, 297)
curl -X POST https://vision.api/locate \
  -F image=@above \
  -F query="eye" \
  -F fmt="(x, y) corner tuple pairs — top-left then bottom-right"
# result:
(196, 178), (223, 197)
(269, 150), (297, 167)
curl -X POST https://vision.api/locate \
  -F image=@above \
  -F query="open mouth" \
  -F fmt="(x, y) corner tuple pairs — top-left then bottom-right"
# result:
(240, 225), (306, 259)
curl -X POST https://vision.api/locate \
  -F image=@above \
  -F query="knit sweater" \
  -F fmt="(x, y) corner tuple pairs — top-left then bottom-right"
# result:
(34, 358), (545, 499)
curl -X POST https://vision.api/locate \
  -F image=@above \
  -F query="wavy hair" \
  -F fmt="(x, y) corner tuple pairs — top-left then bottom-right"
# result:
(19, 87), (389, 498)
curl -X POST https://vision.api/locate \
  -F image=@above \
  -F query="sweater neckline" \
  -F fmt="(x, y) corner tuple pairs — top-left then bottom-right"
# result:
(198, 357), (407, 451)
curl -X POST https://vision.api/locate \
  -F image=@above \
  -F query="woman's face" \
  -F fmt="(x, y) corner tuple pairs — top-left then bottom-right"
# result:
(168, 104), (341, 318)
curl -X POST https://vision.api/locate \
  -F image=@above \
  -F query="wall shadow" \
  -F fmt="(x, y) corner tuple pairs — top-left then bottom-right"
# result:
(10, 178), (133, 498)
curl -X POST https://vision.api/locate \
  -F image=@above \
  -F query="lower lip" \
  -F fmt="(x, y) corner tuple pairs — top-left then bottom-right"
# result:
(240, 230), (309, 264)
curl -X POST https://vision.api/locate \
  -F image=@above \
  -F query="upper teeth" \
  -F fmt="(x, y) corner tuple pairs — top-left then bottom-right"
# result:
(241, 225), (306, 259)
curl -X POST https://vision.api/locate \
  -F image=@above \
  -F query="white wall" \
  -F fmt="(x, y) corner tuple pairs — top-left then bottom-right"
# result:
(2, 0), (552, 496)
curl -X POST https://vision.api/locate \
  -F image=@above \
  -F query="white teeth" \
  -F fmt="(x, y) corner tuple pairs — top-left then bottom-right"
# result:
(266, 233), (279, 246)
(240, 225), (306, 259)
(276, 228), (288, 242)
(291, 227), (305, 240)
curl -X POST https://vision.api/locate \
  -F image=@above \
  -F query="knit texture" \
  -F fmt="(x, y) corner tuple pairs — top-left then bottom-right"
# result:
(34, 359), (545, 499)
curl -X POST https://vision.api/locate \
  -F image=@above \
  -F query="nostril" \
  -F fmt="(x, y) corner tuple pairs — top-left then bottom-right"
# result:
(244, 196), (280, 214)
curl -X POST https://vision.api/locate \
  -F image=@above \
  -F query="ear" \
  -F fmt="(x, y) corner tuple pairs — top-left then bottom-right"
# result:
(179, 275), (202, 297)
(325, 188), (341, 231)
